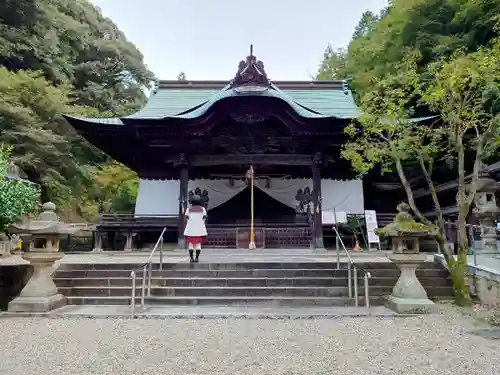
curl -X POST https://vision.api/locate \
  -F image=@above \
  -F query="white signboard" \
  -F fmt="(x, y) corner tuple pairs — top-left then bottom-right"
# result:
(364, 210), (380, 244)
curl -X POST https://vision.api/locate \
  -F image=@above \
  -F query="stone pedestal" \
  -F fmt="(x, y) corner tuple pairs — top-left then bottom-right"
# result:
(469, 165), (500, 254)
(124, 232), (133, 252)
(0, 240), (11, 257)
(8, 252), (66, 312)
(93, 231), (103, 252)
(476, 213), (498, 254)
(386, 253), (436, 314)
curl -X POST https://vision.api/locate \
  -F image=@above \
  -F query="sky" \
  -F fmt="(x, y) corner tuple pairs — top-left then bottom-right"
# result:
(91, 0), (388, 81)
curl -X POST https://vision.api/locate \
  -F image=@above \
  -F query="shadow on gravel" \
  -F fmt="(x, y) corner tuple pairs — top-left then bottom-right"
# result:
(471, 328), (500, 340)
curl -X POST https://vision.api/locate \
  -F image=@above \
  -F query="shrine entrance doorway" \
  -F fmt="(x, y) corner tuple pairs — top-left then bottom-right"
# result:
(204, 186), (312, 249)
(207, 186), (296, 225)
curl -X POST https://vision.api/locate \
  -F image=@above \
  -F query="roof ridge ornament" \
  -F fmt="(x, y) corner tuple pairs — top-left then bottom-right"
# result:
(230, 44), (270, 89)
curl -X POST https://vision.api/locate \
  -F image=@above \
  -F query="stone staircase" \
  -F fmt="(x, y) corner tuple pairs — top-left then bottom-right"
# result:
(52, 261), (454, 307)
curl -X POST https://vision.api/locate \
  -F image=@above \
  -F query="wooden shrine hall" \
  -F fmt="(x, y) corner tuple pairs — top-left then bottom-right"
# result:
(63, 47), (432, 250)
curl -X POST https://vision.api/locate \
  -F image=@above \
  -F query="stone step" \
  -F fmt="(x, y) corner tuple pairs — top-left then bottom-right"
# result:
(56, 262), (353, 271)
(53, 276), (453, 288)
(56, 261), (446, 271)
(59, 286), (351, 297)
(53, 268), (449, 279)
(57, 285), (453, 298)
(64, 295), (386, 307)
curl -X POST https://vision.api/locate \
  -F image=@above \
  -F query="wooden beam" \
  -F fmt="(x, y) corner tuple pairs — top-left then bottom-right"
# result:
(168, 154), (314, 166)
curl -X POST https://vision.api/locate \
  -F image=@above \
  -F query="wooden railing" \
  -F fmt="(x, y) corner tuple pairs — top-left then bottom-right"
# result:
(205, 225), (312, 248)
(98, 214), (179, 228)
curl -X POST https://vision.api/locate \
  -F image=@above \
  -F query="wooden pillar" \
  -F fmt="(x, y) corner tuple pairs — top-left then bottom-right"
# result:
(312, 153), (324, 249)
(177, 156), (189, 248)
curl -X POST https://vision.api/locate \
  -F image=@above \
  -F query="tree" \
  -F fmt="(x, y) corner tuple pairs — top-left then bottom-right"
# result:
(0, 67), (88, 205)
(419, 37), (500, 298)
(341, 51), (464, 305)
(351, 11), (378, 40)
(326, 0), (500, 97)
(0, 0), (154, 220)
(0, 144), (40, 234)
(316, 46), (348, 81)
(78, 161), (138, 218)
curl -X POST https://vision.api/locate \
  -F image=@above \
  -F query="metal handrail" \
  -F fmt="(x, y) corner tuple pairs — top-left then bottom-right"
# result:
(130, 227), (167, 318)
(332, 225), (372, 310)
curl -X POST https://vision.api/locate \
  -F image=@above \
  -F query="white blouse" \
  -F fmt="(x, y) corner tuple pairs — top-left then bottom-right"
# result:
(183, 207), (208, 237)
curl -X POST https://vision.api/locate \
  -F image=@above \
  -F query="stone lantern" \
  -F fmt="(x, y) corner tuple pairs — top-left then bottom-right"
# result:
(7, 202), (81, 312)
(376, 203), (437, 314)
(469, 164), (500, 254)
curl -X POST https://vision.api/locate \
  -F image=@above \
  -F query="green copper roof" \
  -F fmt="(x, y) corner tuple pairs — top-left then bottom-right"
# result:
(127, 82), (361, 120)
(144, 85), (330, 120)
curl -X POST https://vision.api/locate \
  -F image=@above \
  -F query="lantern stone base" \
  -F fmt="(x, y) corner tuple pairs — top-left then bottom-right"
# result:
(386, 295), (436, 314)
(8, 252), (66, 313)
(386, 253), (436, 314)
(8, 294), (66, 313)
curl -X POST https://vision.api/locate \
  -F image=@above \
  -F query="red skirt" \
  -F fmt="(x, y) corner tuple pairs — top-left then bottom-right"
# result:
(185, 236), (206, 245)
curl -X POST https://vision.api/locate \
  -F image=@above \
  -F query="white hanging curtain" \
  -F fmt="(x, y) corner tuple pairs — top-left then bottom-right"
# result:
(254, 178), (311, 208)
(134, 178), (365, 216)
(135, 179), (180, 216)
(188, 179), (247, 210)
(321, 179), (364, 214)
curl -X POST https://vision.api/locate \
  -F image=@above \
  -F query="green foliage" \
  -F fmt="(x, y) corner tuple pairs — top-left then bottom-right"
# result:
(317, 0), (500, 97)
(420, 37), (500, 210)
(341, 53), (426, 176)
(0, 144), (40, 234)
(78, 161), (138, 218)
(339, 24), (499, 307)
(316, 46), (348, 81)
(0, 0), (153, 219)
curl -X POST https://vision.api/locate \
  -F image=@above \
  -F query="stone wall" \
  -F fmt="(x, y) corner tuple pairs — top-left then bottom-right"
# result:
(468, 267), (500, 307)
(434, 253), (500, 307)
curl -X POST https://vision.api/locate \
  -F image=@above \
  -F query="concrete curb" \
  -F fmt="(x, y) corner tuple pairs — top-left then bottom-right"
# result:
(0, 312), (397, 319)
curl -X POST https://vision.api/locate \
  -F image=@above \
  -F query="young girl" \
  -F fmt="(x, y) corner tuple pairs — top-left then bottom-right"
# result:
(183, 195), (208, 262)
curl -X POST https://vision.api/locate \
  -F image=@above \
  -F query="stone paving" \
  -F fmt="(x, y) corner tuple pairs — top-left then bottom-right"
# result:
(1, 248), (431, 267)
(1, 306), (499, 375)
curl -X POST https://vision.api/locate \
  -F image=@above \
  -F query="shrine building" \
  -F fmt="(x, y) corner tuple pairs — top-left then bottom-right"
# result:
(63, 48), (435, 250)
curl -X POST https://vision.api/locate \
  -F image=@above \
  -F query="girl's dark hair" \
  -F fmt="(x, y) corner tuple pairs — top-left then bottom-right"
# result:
(189, 194), (202, 205)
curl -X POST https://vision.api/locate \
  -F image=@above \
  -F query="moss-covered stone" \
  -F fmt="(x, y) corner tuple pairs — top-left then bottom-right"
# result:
(376, 203), (437, 238)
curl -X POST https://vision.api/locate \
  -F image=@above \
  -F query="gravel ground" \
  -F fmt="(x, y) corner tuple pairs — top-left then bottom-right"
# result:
(1, 310), (500, 375)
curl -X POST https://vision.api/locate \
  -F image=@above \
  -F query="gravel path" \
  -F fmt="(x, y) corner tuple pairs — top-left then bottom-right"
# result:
(1, 311), (499, 375)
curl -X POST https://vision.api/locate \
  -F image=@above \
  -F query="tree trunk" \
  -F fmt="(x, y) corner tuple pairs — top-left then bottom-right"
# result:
(455, 137), (472, 306)
(394, 159), (431, 225)
(449, 249), (471, 306)
(397, 158), (470, 304)
(418, 157), (452, 257)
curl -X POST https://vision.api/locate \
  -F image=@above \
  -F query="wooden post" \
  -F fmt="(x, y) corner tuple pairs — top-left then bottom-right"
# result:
(178, 158), (189, 248)
(312, 153), (324, 249)
(247, 165), (256, 249)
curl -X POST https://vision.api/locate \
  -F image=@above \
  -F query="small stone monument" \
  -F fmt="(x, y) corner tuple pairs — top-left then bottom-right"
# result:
(376, 203), (437, 314)
(7, 202), (79, 312)
(470, 164), (500, 254)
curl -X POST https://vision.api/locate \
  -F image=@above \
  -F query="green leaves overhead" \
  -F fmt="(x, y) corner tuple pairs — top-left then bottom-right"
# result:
(0, 0), (152, 218)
